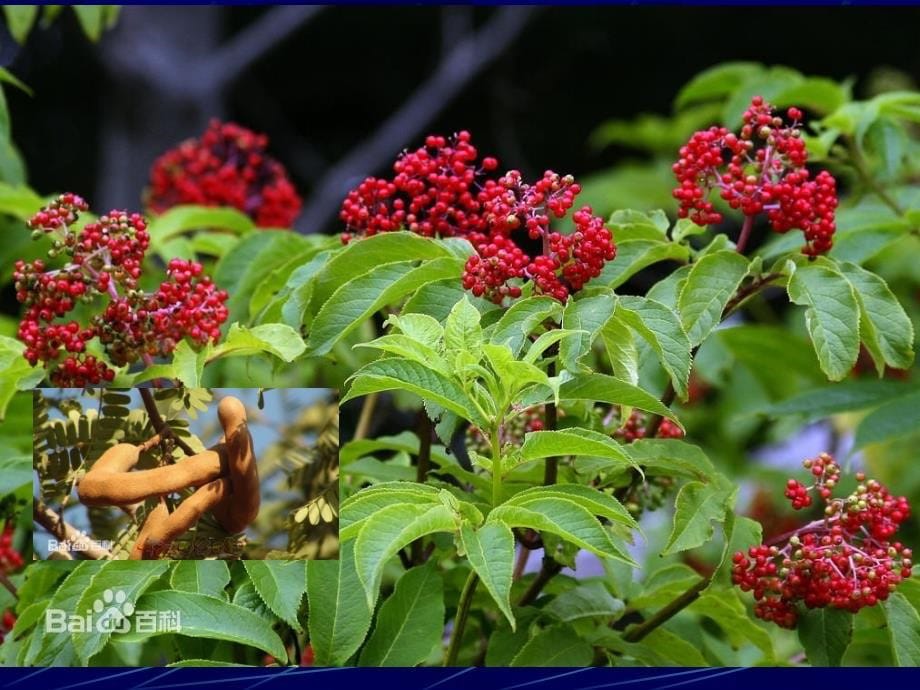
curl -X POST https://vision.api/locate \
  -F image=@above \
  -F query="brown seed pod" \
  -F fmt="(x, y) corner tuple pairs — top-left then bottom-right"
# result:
(78, 445), (227, 507)
(129, 500), (169, 560)
(141, 478), (231, 559)
(212, 396), (260, 534)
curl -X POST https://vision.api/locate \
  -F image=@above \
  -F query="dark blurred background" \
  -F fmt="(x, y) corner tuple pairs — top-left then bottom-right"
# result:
(3, 5), (920, 235)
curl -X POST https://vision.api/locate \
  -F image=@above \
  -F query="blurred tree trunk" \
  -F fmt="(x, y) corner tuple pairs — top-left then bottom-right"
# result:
(96, 6), (223, 211)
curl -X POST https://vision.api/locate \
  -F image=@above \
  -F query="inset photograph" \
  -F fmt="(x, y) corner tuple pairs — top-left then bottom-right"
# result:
(33, 388), (338, 560)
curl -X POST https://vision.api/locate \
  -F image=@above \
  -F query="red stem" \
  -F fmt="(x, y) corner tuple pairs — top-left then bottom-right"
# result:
(736, 215), (755, 254)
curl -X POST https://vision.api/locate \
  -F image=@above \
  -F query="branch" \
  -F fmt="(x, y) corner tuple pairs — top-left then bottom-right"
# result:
(204, 6), (325, 88)
(622, 578), (708, 643)
(517, 556), (563, 607)
(33, 500), (113, 560)
(412, 412), (433, 564)
(0, 572), (17, 599)
(139, 388), (195, 456)
(296, 6), (538, 233)
(352, 393), (379, 442)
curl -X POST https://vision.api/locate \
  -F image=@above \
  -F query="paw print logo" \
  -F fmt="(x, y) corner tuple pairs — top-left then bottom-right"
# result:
(90, 588), (135, 633)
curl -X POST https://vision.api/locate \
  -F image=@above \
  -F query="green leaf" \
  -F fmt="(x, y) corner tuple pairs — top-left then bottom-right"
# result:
(628, 564), (703, 611)
(214, 231), (310, 323)
(678, 250), (750, 346)
(307, 258), (460, 356)
(798, 607), (853, 666)
(624, 439), (716, 481)
(0, 181), (43, 219)
(615, 296), (691, 400)
(0, 454), (30, 496)
(787, 262), (861, 381)
(507, 484), (638, 530)
(662, 475), (736, 555)
(72, 561), (169, 663)
(838, 262), (914, 372)
(765, 380), (914, 419)
(243, 561), (307, 632)
(134, 590), (287, 661)
(482, 343), (549, 399)
(147, 205), (254, 249)
(307, 541), (373, 666)
(675, 62), (764, 110)
(853, 390), (920, 450)
(360, 563), (445, 666)
(596, 240), (689, 289)
(721, 66), (804, 127)
(614, 627), (708, 666)
(72, 5), (118, 40)
(170, 561), (230, 598)
(340, 482), (441, 539)
(344, 358), (488, 429)
(33, 562), (97, 665)
(312, 232), (451, 311)
(520, 429), (636, 473)
(386, 312), (444, 349)
(559, 293), (617, 374)
(3, 6), (38, 43)
(491, 297), (564, 356)
(354, 503), (459, 607)
(544, 582), (624, 623)
(210, 323), (305, 364)
(559, 374), (682, 426)
(356, 334), (447, 374)
(688, 589), (774, 659)
(601, 317), (639, 385)
(489, 498), (636, 565)
(444, 295), (483, 356)
(459, 522), (515, 628)
(774, 77), (848, 115)
(249, 240), (336, 317)
(510, 624), (594, 666)
(883, 592), (920, 666)
(402, 279), (499, 323)
(717, 325), (823, 398)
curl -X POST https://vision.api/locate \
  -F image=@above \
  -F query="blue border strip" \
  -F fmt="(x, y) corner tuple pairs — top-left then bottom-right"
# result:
(2, 668), (920, 690)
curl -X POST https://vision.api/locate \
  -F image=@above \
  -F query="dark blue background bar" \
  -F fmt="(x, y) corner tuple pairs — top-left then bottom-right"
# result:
(2, 667), (920, 690)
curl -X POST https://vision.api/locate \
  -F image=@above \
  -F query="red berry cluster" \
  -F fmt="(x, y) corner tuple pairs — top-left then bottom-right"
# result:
(672, 97), (838, 256)
(1, 520), (22, 643)
(614, 409), (684, 443)
(148, 120), (302, 228)
(340, 131), (497, 243)
(0, 522), (22, 574)
(465, 171), (616, 303)
(340, 132), (616, 304)
(467, 406), (548, 455)
(733, 454), (912, 628)
(14, 194), (229, 385)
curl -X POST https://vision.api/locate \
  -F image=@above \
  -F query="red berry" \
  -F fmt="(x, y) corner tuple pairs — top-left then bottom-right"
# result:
(149, 120), (301, 228)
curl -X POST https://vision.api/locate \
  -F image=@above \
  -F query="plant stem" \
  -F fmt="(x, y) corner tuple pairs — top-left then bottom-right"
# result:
(412, 412), (433, 564)
(444, 570), (479, 666)
(33, 500), (113, 560)
(0, 572), (18, 599)
(353, 392), (378, 441)
(513, 545), (530, 581)
(139, 388), (195, 456)
(517, 556), (563, 607)
(622, 577), (708, 643)
(543, 357), (559, 486)
(491, 424), (503, 507)
(735, 214), (755, 254)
